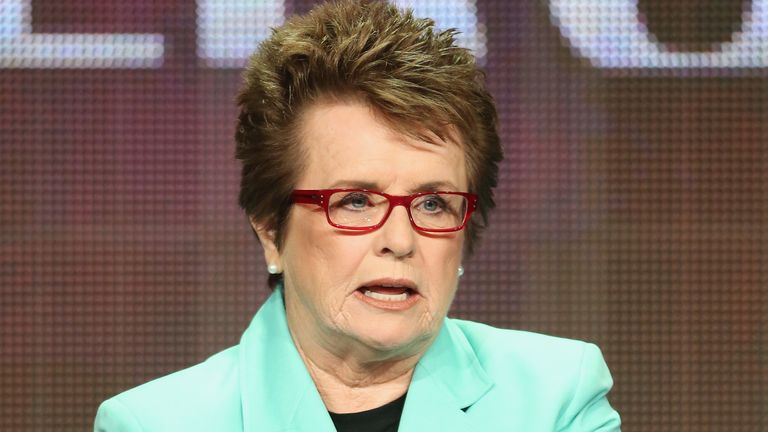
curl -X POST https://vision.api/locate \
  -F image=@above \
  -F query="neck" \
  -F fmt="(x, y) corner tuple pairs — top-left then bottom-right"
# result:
(297, 343), (416, 413)
(285, 302), (429, 413)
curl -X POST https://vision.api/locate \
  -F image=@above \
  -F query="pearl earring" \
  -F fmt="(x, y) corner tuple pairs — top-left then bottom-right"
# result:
(457, 265), (464, 277)
(267, 264), (280, 274)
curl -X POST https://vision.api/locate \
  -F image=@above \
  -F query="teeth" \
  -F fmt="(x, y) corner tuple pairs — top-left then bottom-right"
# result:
(364, 290), (409, 302)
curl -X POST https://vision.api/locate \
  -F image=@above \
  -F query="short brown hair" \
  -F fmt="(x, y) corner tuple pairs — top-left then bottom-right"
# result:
(235, 0), (502, 284)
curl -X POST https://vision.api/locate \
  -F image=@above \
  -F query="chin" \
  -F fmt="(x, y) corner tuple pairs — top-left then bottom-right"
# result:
(351, 324), (433, 356)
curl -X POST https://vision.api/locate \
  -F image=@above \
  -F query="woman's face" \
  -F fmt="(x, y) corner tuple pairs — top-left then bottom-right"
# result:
(259, 99), (468, 357)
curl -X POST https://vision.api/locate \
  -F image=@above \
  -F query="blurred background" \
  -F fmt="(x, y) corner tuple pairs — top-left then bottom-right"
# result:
(1, 0), (766, 430)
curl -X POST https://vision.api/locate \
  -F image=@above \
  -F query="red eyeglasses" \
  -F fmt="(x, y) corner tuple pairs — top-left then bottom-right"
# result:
(291, 189), (477, 233)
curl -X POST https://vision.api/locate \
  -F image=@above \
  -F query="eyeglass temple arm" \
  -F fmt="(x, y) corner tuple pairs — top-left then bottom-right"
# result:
(291, 190), (323, 204)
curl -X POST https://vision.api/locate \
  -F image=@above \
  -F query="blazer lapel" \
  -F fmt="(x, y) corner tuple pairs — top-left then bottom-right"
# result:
(238, 289), (336, 432)
(399, 318), (494, 432)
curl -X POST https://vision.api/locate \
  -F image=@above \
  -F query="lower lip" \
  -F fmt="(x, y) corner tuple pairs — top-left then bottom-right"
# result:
(353, 289), (421, 311)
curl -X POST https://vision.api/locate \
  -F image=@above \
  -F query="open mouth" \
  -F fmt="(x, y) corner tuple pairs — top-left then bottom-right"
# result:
(358, 285), (416, 302)
(355, 278), (420, 308)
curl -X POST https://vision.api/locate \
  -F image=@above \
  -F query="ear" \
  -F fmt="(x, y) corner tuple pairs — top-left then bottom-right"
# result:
(249, 215), (282, 273)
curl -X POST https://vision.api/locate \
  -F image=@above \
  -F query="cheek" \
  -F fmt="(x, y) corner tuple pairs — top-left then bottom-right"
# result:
(321, 235), (370, 285)
(283, 218), (368, 296)
(422, 235), (464, 298)
(282, 216), (327, 292)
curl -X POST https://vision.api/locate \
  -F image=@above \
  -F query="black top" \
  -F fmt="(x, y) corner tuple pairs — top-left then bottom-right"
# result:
(329, 393), (407, 432)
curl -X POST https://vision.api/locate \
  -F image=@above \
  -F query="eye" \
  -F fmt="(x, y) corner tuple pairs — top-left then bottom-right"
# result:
(415, 195), (446, 213)
(338, 192), (372, 210)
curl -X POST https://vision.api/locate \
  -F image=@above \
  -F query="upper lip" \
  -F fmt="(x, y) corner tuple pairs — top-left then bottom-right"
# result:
(358, 278), (419, 294)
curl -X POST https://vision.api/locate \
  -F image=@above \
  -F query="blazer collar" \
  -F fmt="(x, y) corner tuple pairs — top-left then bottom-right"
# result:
(239, 288), (493, 432)
(399, 314), (494, 432)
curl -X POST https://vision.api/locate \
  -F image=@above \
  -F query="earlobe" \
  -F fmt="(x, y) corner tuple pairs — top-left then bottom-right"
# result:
(249, 216), (282, 271)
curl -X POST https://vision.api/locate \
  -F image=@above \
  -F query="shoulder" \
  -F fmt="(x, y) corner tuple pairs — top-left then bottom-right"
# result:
(451, 318), (587, 356)
(448, 318), (601, 396)
(94, 346), (243, 431)
(449, 318), (592, 373)
(447, 318), (622, 431)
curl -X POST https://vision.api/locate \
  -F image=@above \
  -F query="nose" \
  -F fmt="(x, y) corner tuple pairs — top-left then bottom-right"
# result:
(373, 204), (416, 259)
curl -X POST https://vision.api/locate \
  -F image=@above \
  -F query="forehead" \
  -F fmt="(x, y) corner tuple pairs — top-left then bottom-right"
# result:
(296, 100), (467, 191)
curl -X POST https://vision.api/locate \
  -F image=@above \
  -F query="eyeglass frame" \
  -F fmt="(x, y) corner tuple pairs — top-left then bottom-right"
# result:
(290, 188), (478, 233)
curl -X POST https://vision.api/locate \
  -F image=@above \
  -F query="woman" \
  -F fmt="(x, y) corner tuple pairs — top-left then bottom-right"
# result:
(95, 1), (621, 431)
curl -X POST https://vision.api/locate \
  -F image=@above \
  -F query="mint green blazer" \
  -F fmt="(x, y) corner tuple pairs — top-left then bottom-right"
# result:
(95, 289), (621, 431)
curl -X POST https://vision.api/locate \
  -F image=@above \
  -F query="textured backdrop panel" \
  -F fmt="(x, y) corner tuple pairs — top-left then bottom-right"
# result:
(1, 0), (766, 430)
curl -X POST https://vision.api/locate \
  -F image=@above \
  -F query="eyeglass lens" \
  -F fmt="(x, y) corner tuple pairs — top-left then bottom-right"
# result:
(327, 191), (467, 230)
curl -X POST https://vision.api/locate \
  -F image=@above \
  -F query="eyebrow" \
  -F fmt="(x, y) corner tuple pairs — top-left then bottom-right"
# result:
(327, 180), (460, 193)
